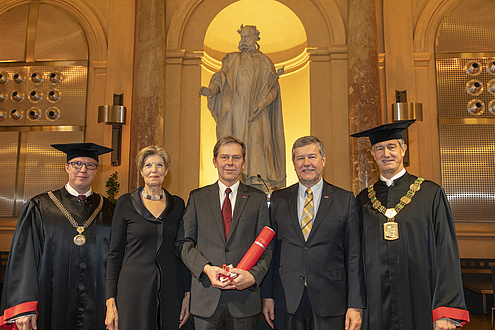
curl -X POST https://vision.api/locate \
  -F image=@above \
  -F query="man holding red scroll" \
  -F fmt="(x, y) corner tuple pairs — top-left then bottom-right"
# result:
(176, 135), (272, 330)
(262, 136), (366, 330)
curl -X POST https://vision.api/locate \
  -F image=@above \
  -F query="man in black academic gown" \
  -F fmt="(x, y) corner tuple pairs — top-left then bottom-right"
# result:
(0, 143), (115, 330)
(351, 120), (470, 330)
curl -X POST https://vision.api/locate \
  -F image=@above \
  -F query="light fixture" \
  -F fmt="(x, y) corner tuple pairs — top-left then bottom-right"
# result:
(467, 99), (485, 115)
(27, 108), (42, 120)
(46, 107), (60, 121)
(488, 100), (495, 115)
(30, 72), (43, 84)
(0, 72), (8, 85)
(98, 93), (126, 166)
(466, 79), (483, 96)
(49, 72), (62, 84)
(464, 60), (482, 76)
(29, 90), (43, 102)
(11, 91), (24, 102)
(391, 90), (423, 122)
(47, 90), (61, 102)
(487, 60), (495, 75)
(10, 109), (23, 120)
(13, 73), (25, 84)
(487, 79), (495, 95)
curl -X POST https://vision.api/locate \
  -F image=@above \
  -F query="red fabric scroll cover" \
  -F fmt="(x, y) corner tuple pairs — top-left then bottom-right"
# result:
(237, 226), (275, 270)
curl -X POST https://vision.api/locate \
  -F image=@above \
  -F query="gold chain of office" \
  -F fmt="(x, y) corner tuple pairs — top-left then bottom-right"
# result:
(48, 191), (104, 246)
(367, 177), (424, 240)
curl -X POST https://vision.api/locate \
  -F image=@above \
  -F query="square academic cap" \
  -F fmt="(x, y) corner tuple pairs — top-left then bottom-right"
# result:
(51, 143), (113, 162)
(350, 120), (415, 145)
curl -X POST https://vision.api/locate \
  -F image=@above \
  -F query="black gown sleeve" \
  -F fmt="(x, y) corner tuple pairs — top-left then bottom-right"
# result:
(0, 199), (43, 325)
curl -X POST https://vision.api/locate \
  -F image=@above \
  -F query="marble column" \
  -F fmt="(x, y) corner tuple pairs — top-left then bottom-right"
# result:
(348, 0), (382, 194)
(129, 0), (166, 191)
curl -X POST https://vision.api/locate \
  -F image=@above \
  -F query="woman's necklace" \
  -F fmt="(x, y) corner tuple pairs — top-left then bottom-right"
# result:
(141, 189), (164, 201)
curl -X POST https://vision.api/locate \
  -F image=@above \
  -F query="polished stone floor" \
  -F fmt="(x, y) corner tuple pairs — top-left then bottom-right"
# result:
(463, 313), (492, 330)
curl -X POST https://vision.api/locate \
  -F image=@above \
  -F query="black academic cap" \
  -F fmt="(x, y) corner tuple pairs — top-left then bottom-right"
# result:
(51, 143), (113, 162)
(350, 120), (416, 145)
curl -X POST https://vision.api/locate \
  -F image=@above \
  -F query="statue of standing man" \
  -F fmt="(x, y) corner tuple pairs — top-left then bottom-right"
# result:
(199, 25), (286, 192)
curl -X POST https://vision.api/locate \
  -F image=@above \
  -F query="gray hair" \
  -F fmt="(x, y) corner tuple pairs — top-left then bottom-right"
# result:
(371, 139), (405, 151)
(136, 145), (171, 170)
(291, 136), (325, 162)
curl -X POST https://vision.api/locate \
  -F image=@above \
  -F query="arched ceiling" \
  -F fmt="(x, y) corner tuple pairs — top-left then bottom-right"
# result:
(204, 0), (307, 64)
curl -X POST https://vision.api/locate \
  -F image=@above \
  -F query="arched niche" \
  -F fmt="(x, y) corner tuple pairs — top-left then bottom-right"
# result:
(0, 0), (107, 60)
(166, 0), (349, 197)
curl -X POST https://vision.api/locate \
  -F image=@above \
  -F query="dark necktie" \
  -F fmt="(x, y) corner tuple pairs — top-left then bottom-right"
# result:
(78, 194), (87, 203)
(222, 188), (232, 239)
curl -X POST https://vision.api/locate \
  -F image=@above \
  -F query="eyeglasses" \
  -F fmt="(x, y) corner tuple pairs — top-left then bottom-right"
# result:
(68, 161), (98, 170)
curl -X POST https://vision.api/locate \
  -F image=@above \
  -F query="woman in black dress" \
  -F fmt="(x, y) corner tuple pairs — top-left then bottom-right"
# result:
(105, 146), (190, 329)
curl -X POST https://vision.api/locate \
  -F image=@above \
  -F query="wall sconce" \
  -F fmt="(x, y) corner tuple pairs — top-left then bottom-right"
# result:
(98, 93), (126, 166)
(10, 109), (23, 120)
(466, 79), (483, 96)
(464, 60), (482, 76)
(0, 72), (8, 85)
(29, 90), (43, 102)
(487, 60), (495, 75)
(487, 79), (495, 94)
(27, 107), (42, 120)
(467, 99), (485, 115)
(11, 91), (24, 102)
(391, 90), (423, 167)
(488, 99), (495, 115)
(46, 107), (60, 121)
(392, 90), (423, 122)
(30, 72), (43, 84)
(13, 73), (25, 84)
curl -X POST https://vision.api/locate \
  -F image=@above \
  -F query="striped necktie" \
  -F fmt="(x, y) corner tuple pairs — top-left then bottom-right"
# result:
(301, 188), (314, 240)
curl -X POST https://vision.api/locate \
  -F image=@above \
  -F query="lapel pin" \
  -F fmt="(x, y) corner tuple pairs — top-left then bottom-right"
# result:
(324, 195), (329, 198)
(242, 195), (247, 199)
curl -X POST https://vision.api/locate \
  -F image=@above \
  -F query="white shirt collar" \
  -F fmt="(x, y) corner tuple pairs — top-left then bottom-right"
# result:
(380, 168), (406, 187)
(298, 178), (323, 196)
(65, 183), (93, 197)
(218, 180), (240, 194)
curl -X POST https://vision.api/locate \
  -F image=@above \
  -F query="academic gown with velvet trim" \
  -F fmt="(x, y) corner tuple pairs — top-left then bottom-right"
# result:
(0, 188), (115, 330)
(106, 188), (190, 330)
(357, 172), (469, 330)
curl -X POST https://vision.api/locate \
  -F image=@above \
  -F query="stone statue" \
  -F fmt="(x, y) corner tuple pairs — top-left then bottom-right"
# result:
(199, 25), (286, 192)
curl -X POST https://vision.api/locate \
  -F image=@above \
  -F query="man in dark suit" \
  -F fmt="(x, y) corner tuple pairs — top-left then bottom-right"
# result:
(261, 136), (366, 330)
(176, 135), (272, 330)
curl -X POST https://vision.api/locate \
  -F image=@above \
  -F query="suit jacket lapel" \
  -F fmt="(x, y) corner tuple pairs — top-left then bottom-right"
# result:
(308, 180), (334, 241)
(288, 184), (304, 241)
(228, 182), (249, 242)
(207, 182), (226, 242)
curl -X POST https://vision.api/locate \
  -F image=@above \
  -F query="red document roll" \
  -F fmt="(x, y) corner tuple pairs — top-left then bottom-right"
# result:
(236, 226), (275, 270)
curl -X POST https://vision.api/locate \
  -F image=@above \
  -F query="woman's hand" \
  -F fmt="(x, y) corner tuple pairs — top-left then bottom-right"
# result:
(179, 292), (190, 328)
(105, 298), (119, 330)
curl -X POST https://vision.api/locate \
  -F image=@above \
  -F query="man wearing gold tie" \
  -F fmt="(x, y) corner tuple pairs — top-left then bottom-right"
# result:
(261, 136), (365, 330)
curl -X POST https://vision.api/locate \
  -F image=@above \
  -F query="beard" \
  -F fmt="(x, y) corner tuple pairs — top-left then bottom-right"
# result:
(238, 42), (256, 53)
